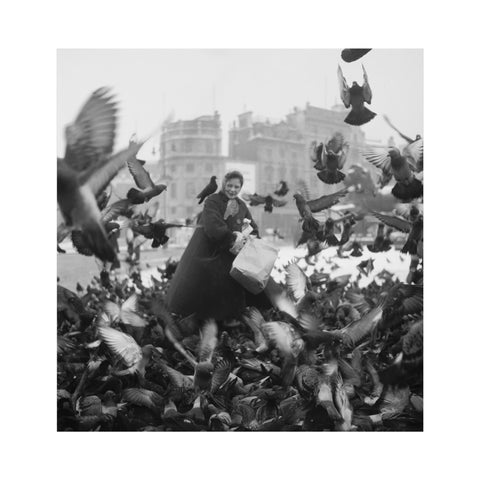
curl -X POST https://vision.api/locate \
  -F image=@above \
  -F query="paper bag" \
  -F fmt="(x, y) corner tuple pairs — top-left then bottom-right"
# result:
(230, 237), (278, 294)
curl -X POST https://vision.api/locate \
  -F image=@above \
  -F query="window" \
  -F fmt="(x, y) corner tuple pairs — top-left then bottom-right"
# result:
(170, 165), (177, 174)
(185, 139), (193, 153)
(171, 142), (176, 151)
(186, 163), (195, 173)
(266, 148), (273, 159)
(280, 148), (285, 158)
(278, 165), (286, 179)
(206, 140), (213, 153)
(292, 151), (297, 161)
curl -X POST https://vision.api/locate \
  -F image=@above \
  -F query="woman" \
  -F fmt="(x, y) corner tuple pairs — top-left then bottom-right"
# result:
(166, 171), (271, 324)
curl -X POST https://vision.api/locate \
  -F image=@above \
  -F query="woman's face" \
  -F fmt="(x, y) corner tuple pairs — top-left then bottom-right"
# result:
(223, 178), (242, 199)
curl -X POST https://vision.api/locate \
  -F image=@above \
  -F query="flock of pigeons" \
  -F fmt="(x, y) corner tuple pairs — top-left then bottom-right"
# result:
(57, 48), (423, 431)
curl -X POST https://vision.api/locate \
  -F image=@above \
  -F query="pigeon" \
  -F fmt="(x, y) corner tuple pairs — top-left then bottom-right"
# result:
(357, 258), (374, 277)
(103, 293), (148, 328)
(96, 326), (163, 380)
(242, 193), (287, 213)
(323, 218), (340, 246)
(370, 211), (423, 255)
(368, 224), (386, 253)
(337, 64), (376, 126)
(338, 217), (356, 246)
(363, 145), (423, 201)
(132, 219), (189, 248)
(381, 283), (423, 330)
(305, 187), (349, 213)
(57, 87), (144, 263)
(262, 321), (305, 387)
(341, 49), (372, 63)
(310, 134), (349, 184)
(241, 307), (268, 353)
(293, 192), (321, 234)
(126, 156), (167, 204)
(70, 199), (134, 257)
(368, 223), (394, 253)
(273, 180), (289, 197)
(197, 176), (218, 204)
(349, 241), (364, 257)
(379, 320), (423, 387)
(384, 115), (423, 170)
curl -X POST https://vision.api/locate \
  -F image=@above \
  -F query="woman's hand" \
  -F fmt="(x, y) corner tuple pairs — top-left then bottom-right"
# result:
(229, 231), (247, 255)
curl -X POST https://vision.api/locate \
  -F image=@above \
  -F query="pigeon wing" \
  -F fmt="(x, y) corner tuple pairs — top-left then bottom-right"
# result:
(362, 64), (373, 104)
(383, 115), (416, 143)
(262, 322), (293, 357)
(97, 326), (142, 368)
(198, 319), (218, 363)
(64, 87), (118, 173)
(71, 230), (93, 256)
(241, 307), (267, 348)
(403, 138), (423, 164)
(122, 388), (163, 409)
(127, 156), (155, 189)
(307, 188), (348, 213)
(249, 194), (267, 205)
(210, 358), (233, 394)
(296, 179), (312, 202)
(272, 198), (287, 207)
(120, 294), (147, 328)
(337, 65), (351, 107)
(371, 211), (412, 233)
(85, 141), (144, 197)
(309, 141), (322, 163)
(104, 301), (121, 322)
(362, 148), (392, 174)
(285, 262), (309, 303)
(339, 301), (384, 348)
(101, 199), (134, 223)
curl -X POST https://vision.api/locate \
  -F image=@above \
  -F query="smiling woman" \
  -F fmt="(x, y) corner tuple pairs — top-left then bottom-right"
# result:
(166, 170), (272, 324)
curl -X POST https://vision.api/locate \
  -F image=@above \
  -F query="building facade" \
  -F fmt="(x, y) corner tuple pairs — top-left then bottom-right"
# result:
(159, 112), (228, 222)
(110, 105), (382, 244)
(228, 111), (306, 237)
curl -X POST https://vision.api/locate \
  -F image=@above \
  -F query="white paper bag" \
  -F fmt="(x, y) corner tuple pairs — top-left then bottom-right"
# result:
(230, 237), (278, 294)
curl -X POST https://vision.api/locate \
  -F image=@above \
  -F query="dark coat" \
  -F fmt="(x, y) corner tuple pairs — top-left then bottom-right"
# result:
(166, 191), (270, 322)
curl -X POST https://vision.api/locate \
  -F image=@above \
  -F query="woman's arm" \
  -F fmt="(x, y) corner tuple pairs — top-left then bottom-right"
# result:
(202, 196), (236, 248)
(245, 207), (261, 238)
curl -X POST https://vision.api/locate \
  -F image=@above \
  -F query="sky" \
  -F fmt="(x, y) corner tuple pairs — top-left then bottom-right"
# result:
(57, 49), (423, 162)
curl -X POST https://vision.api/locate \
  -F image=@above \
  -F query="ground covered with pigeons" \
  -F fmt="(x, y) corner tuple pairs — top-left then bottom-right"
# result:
(57, 254), (423, 432)
(57, 49), (424, 432)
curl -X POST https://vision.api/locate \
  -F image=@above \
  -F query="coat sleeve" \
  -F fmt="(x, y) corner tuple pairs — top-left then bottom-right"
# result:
(202, 196), (236, 249)
(244, 206), (261, 238)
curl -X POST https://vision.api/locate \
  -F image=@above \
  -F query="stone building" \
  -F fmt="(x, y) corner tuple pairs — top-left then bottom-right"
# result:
(110, 104), (380, 244)
(159, 112), (227, 222)
(228, 111), (306, 238)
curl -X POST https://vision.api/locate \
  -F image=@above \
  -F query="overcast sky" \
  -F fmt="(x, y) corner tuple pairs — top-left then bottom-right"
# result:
(57, 49), (423, 161)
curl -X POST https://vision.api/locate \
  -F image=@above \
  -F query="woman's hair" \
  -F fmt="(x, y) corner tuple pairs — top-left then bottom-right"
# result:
(224, 170), (244, 186)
